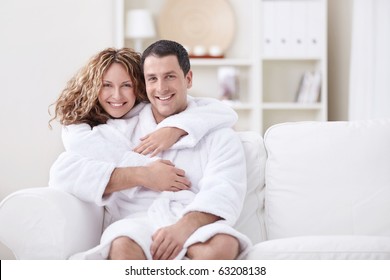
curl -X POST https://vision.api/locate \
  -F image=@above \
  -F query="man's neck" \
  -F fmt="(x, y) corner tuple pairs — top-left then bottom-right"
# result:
(151, 105), (189, 124)
(151, 109), (165, 124)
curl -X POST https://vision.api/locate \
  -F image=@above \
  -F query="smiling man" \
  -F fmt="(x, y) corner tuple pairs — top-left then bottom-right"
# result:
(143, 53), (190, 123)
(104, 40), (251, 260)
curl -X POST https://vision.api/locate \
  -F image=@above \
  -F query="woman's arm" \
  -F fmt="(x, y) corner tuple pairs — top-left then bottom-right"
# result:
(104, 159), (190, 196)
(52, 123), (190, 204)
(133, 127), (187, 156)
(133, 96), (238, 155)
(62, 123), (137, 164)
(50, 151), (190, 205)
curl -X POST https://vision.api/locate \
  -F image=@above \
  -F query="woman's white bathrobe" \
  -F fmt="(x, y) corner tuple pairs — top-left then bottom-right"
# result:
(49, 98), (251, 259)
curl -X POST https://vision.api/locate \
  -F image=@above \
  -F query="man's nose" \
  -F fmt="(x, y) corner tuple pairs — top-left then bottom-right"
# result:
(157, 80), (168, 93)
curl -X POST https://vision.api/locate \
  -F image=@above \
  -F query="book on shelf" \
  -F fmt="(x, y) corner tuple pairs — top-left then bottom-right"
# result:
(296, 70), (321, 103)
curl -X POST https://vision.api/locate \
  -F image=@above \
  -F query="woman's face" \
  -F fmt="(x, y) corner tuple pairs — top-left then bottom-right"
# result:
(98, 63), (137, 118)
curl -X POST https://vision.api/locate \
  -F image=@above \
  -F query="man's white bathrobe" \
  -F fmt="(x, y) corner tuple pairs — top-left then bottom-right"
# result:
(50, 99), (251, 259)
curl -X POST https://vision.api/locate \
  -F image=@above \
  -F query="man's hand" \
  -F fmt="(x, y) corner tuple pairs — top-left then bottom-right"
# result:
(134, 127), (188, 157)
(143, 160), (191, 192)
(150, 212), (221, 260)
(150, 222), (192, 260)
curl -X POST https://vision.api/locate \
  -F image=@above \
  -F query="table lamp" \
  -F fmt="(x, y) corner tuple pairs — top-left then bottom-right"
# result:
(126, 9), (156, 53)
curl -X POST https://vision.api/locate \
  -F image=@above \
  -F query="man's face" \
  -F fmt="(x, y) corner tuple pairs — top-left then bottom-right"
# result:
(143, 55), (192, 123)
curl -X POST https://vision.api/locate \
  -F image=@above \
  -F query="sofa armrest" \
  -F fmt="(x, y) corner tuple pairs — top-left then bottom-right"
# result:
(0, 187), (103, 259)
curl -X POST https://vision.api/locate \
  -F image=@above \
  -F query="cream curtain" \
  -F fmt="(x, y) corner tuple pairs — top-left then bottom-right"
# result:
(349, 0), (390, 120)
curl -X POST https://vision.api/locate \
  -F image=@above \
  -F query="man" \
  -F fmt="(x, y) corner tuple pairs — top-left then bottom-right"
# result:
(50, 40), (250, 260)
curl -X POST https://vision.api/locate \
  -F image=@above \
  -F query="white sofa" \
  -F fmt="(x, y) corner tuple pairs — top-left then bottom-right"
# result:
(1, 120), (390, 259)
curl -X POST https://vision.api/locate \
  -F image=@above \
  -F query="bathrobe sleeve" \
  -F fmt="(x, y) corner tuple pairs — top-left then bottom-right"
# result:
(156, 96), (238, 149)
(50, 123), (152, 205)
(182, 128), (247, 226)
(62, 123), (152, 167)
(49, 151), (116, 206)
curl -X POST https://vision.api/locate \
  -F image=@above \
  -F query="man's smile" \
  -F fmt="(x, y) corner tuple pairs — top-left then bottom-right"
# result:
(156, 94), (174, 101)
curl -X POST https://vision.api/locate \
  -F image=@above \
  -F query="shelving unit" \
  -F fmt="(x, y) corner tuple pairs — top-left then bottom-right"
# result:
(114, 0), (327, 135)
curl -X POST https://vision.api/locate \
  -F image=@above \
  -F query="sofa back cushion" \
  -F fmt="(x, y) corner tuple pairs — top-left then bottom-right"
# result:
(235, 131), (267, 243)
(264, 120), (390, 239)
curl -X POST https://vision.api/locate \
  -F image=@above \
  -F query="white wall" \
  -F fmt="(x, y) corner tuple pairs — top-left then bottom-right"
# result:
(0, 0), (116, 259)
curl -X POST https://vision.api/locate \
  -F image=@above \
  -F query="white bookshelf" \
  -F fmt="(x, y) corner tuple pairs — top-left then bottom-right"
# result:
(114, 0), (327, 134)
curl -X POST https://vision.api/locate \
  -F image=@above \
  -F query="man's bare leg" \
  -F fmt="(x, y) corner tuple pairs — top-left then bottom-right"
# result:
(108, 236), (146, 260)
(186, 234), (239, 260)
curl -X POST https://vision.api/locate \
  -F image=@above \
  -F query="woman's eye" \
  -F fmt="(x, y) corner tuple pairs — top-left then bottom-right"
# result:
(102, 83), (111, 87)
(124, 83), (133, 88)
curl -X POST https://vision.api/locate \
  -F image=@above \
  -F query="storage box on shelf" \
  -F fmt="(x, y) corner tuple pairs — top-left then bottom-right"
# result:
(261, 0), (327, 133)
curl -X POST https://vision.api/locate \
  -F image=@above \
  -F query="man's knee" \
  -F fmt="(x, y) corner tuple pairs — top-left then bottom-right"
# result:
(109, 236), (146, 260)
(187, 234), (240, 260)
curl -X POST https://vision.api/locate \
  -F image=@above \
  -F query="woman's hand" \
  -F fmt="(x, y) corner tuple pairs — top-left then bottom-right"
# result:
(143, 159), (191, 192)
(133, 127), (188, 157)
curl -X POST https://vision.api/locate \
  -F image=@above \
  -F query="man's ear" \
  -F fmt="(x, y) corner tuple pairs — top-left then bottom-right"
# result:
(186, 70), (193, 89)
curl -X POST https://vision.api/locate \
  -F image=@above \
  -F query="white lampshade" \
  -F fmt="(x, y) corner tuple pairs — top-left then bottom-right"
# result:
(126, 9), (156, 52)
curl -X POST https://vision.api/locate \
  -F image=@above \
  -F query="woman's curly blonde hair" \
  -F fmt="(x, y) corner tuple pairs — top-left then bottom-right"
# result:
(49, 48), (147, 127)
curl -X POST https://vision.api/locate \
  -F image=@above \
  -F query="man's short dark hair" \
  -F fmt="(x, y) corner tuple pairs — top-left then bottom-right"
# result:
(141, 40), (191, 76)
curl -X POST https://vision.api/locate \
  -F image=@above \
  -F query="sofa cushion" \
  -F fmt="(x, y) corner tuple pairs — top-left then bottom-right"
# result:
(263, 120), (390, 240)
(235, 131), (267, 244)
(245, 235), (390, 259)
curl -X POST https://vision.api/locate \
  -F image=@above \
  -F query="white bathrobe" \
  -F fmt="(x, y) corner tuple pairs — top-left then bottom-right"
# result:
(50, 97), (251, 259)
